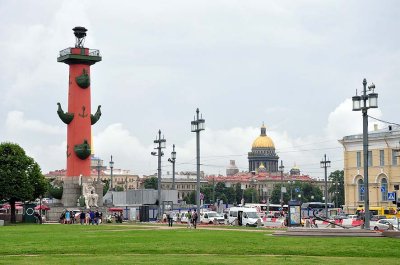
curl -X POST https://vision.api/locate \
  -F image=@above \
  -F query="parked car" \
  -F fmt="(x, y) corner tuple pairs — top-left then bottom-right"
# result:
(371, 219), (399, 231)
(200, 211), (224, 224)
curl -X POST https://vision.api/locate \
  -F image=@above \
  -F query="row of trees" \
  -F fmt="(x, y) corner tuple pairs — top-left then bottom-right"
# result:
(144, 170), (345, 206)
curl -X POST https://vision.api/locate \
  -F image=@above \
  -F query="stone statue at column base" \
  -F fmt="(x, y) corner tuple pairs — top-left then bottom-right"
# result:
(82, 182), (99, 209)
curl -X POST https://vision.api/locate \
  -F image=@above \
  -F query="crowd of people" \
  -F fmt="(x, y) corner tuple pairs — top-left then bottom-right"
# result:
(59, 209), (103, 225)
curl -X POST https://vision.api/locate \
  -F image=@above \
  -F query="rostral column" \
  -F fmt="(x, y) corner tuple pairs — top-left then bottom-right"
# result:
(57, 27), (102, 206)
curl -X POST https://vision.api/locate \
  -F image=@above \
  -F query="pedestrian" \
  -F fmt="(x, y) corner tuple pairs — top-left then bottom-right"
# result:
(186, 210), (192, 229)
(70, 211), (74, 224)
(192, 209), (198, 229)
(167, 210), (173, 227)
(89, 210), (95, 225)
(85, 210), (90, 225)
(80, 211), (85, 225)
(65, 210), (71, 224)
(95, 209), (100, 225)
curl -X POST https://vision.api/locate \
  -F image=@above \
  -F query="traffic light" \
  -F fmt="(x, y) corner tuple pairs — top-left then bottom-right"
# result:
(394, 185), (399, 191)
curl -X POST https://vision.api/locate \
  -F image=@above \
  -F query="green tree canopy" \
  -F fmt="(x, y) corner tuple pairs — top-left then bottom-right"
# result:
(328, 170), (344, 207)
(0, 142), (47, 223)
(144, 176), (158, 189)
(270, 181), (323, 204)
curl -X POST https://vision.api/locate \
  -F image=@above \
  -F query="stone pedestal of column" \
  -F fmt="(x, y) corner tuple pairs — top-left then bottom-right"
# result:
(62, 177), (81, 207)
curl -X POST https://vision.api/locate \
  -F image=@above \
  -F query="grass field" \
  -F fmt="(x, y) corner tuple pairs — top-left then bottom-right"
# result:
(1, 223), (399, 264)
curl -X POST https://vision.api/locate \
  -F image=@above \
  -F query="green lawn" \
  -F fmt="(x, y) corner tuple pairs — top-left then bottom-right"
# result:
(0, 223), (399, 264)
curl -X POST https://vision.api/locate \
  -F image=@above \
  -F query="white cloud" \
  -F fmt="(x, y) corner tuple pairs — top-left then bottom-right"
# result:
(5, 111), (63, 135)
(325, 98), (383, 140)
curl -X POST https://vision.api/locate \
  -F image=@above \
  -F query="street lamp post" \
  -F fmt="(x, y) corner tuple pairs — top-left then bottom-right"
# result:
(352, 78), (378, 230)
(279, 161), (284, 207)
(288, 181), (294, 201)
(151, 130), (166, 221)
(320, 154), (331, 218)
(97, 159), (101, 183)
(109, 155), (114, 191)
(168, 144), (177, 190)
(333, 182), (340, 208)
(191, 108), (205, 216)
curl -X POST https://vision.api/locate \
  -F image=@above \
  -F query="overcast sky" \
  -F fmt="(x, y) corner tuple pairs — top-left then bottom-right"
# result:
(1, 1), (399, 179)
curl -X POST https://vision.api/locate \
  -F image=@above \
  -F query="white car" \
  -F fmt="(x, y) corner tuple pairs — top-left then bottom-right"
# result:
(371, 219), (399, 231)
(200, 211), (224, 224)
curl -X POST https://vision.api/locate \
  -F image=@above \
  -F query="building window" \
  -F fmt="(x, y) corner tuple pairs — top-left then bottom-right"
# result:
(358, 179), (364, 202)
(380, 150), (384, 166)
(368, 151), (372, 166)
(356, 151), (361, 167)
(393, 150), (398, 166)
(381, 178), (388, 201)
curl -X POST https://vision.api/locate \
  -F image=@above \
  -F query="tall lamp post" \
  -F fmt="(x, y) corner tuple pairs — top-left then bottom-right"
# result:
(320, 154), (331, 218)
(168, 144), (177, 190)
(109, 155), (114, 191)
(279, 161), (285, 207)
(191, 108), (205, 215)
(97, 159), (101, 183)
(151, 130), (166, 221)
(352, 78), (378, 230)
(288, 180), (294, 201)
(333, 182), (340, 208)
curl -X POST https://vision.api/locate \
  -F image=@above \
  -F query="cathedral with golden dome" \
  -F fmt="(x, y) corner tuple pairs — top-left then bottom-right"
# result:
(248, 124), (279, 172)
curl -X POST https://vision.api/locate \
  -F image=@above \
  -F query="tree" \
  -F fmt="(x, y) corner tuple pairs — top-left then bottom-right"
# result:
(235, 184), (242, 204)
(144, 176), (158, 189)
(183, 191), (195, 204)
(0, 142), (47, 223)
(225, 187), (236, 204)
(46, 178), (63, 199)
(270, 181), (323, 204)
(243, 188), (258, 203)
(328, 170), (344, 208)
(200, 184), (213, 203)
(102, 179), (110, 195)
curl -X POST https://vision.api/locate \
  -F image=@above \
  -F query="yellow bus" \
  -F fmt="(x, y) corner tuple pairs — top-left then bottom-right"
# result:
(355, 206), (398, 218)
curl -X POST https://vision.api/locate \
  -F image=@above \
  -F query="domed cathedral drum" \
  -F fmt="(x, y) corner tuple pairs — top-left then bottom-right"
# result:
(248, 124), (279, 173)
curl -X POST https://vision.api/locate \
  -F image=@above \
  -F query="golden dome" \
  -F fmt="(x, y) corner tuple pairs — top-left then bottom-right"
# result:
(252, 124), (275, 148)
(252, 136), (275, 148)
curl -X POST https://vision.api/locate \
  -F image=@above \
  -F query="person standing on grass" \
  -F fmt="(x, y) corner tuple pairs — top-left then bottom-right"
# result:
(192, 209), (198, 229)
(167, 210), (173, 227)
(186, 210), (192, 229)
(89, 210), (95, 225)
(80, 211), (85, 225)
(85, 210), (90, 225)
(65, 210), (71, 224)
(95, 209), (100, 225)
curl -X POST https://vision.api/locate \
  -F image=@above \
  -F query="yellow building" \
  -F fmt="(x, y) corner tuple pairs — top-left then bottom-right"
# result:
(339, 125), (400, 214)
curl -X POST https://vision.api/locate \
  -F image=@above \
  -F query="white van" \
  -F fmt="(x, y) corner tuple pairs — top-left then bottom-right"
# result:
(228, 207), (262, 227)
(200, 211), (225, 224)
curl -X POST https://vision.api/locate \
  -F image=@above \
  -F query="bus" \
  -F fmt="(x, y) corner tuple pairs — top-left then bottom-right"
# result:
(355, 206), (398, 218)
(301, 202), (337, 218)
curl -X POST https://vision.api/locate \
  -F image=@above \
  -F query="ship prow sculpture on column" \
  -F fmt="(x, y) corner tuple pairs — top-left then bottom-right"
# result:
(57, 26), (103, 207)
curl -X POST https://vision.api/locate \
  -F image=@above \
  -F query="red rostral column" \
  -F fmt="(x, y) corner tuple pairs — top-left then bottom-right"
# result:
(57, 27), (102, 206)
